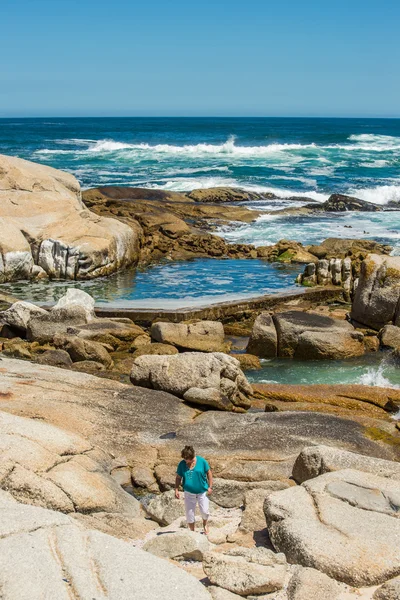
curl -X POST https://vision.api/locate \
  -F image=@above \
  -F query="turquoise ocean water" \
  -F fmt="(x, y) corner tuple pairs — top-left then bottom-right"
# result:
(1, 116), (400, 251)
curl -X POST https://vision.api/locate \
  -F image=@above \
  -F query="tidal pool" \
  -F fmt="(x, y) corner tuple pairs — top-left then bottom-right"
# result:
(0, 258), (301, 308)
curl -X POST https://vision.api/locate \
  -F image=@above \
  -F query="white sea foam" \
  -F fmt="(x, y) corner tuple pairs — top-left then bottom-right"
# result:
(70, 136), (320, 157)
(347, 184), (400, 205)
(357, 363), (399, 389)
(360, 159), (389, 168)
(149, 177), (329, 201)
(54, 138), (97, 146)
(36, 148), (76, 155)
(163, 166), (231, 176)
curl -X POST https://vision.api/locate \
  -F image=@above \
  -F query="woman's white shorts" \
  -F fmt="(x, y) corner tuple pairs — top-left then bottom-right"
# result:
(184, 491), (210, 523)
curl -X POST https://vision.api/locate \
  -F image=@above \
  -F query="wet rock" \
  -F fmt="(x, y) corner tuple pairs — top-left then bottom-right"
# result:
(255, 382), (400, 417)
(351, 254), (400, 330)
(143, 530), (210, 561)
(151, 320), (227, 353)
(130, 352), (252, 411)
(292, 444), (400, 484)
(187, 187), (264, 203)
(260, 240), (318, 264)
(246, 313), (277, 358)
(203, 547), (287, 596)
(265, 469), (400, 586)
(364, 334), (380, 352)
(322, 193), (382, 212)
(83, 186), (258, 265)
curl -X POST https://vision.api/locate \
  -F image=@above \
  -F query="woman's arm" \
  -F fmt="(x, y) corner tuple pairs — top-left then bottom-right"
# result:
(206, 468), (213, 495)
(175, 475), (182, 499)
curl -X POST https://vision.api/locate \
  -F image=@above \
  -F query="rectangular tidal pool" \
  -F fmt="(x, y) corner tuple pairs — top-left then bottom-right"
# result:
(0, 258), (302, 308)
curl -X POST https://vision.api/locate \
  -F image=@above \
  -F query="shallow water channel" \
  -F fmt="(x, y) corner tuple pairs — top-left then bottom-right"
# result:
(247, 353), (400, 390)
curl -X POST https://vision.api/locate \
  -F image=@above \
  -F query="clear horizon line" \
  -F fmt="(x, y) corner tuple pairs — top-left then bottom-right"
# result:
(1, 114), (400, 120)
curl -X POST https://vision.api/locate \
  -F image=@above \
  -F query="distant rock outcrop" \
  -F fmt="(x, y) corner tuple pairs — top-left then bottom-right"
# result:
(0, 154), (139, 282)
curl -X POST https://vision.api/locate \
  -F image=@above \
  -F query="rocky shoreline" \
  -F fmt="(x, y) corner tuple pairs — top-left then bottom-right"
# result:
(1, 152), (397, 285)
(1, 154), (400, 598)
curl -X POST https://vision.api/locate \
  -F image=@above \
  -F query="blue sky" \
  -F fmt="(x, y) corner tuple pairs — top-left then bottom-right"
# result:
(1, 0), (399, 117)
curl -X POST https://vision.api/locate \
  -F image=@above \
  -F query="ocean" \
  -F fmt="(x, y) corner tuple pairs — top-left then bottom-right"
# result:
(1, 117), (400, 202)
(2, 116), (400, 253)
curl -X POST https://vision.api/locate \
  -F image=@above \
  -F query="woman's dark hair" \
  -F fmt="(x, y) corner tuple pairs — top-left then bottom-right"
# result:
(181, 445), (195, 460)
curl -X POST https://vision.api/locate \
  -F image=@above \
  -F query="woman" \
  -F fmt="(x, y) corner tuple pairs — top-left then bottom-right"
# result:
(175, 445), (213, 534)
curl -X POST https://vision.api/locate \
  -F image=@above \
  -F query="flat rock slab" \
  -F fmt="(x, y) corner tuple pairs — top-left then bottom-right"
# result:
(265, 469), (400, 586)
(0, 494), (211, 600)
(166, 410), (400, 463)
(0, 357), (197, 461)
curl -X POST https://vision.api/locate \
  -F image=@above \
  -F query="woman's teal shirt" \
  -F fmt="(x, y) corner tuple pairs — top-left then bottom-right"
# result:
(176, 456), (210, 494)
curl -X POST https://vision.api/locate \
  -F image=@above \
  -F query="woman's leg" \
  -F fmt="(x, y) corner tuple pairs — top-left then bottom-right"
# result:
(198, 492), (210, 534)
(184, 492), (196, 531)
